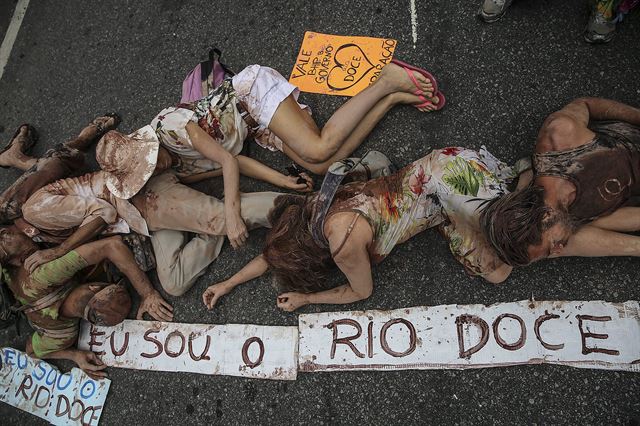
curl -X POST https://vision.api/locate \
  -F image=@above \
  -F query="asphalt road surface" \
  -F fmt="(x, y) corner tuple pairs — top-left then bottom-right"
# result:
(1, 0), (639, 424)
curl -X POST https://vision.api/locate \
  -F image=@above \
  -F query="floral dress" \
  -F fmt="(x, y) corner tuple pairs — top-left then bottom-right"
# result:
(326, 147), (523, 277)
(151, 80), (247, 178)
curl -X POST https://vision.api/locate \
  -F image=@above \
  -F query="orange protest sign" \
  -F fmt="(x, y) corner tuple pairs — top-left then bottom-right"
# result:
(289, 32), (397, 97)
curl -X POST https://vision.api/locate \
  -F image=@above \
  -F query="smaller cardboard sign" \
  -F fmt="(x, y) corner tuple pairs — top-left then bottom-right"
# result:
(289, 31), (397, 96)
(0, 348), (110, 426)
(298, 300), (640, 373)
(77, 320), (299, 380)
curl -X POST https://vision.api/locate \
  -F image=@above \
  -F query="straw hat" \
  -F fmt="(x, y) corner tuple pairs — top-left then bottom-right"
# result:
(96, 125), (160, 199)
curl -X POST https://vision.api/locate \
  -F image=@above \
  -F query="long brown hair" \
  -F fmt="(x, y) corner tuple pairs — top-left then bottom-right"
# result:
(264, 194), (337, 293)
(479, 185), (550, 266)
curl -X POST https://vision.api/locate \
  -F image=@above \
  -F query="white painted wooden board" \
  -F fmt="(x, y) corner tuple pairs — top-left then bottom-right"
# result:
(298, 300), (640, 372)
(77, 320), (299, 380)
(0, 347), (110, 425)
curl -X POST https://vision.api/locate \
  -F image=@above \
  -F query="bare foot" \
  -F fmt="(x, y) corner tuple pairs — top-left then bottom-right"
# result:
(377, 63), (435, 98)
(0, 125), (33, 168)
(389, 92), (438, 113)
(77, 114), (119, 141)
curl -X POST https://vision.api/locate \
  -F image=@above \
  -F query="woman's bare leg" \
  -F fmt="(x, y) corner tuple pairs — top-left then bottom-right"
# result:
(268, 63), (437, 164)
(283, 92), (429, 174)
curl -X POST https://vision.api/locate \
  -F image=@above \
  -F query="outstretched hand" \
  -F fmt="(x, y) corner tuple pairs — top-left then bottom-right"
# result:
(137, 291), (174, 322)
(73, 350), (108, 380)
(24, 248), (64, 274)
(202, 282), (231, 310)
(276, 292), (308, 312)
(283, 173), (314, 192)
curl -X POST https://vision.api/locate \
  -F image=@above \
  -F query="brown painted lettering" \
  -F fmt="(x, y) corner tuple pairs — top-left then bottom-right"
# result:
(55, 395), (70, 417)
(34, 386), (51, 408)
(69, 400), (85, 421)
(109, 332), (129, 356)
(82, 405), (103, 426)
(88, 325), (106, 356)
(328, 319), (365, 359)
(15, 374), (33, 399)
(380, 318), (417, 357)
(534, 312), (565, 351)
(188, 332), (211, 361)
(455, 315), (489, 359)
(241, 337), (265, 369)
(140, 329), (163, 358)
(164, 331), (186, 358)
(576, 315), (620, 356)
(492, 313), (526, 351)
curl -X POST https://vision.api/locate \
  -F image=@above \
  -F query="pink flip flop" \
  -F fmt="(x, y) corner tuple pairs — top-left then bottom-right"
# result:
(391, 58), (446, 111)
(391, 58), (439, 94)
(413, 91), (447, 111)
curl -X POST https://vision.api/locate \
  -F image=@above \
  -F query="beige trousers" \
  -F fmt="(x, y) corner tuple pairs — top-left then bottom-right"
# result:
(132, 172), (280, 296)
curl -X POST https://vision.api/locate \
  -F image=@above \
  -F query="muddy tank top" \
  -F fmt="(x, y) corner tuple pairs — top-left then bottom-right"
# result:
(533, 121), (640, 221)
(324, 175), (403, 265)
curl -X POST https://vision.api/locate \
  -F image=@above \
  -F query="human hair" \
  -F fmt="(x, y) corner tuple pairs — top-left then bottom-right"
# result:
(264, 194), (337, 293)
(479, 186), (550, 267)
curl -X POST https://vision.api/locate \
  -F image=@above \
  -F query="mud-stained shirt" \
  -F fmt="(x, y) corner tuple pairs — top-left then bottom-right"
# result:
(327, 147), (520, 277)
(151, 79), (247, 177)
(22, 171), (149, 237)
(6, 250), (88, 357)
(533, 120), (640, 222)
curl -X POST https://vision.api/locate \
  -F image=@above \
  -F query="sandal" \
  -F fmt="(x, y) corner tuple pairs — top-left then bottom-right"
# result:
(91, 112), (122, 138)
(413, 91), (447, 111)
(392, 58), (440, 95)
(391, 58), (446, 111)
(0, 124), (39, 168)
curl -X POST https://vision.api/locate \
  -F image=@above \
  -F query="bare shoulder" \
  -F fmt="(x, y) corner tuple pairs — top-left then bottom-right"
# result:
(324, 213), (373, 264)
(536, 112), (595, 153)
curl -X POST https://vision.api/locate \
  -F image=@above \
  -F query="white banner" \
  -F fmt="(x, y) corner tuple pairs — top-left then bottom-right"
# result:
(77, 320), (298, 380)
(0, 348), (110, 425)
(298, 300), (640, 372)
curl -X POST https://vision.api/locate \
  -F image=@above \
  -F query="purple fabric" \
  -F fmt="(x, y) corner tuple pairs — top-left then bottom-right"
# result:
(212, 61), (226, 88)
(181, 63), (203, 103)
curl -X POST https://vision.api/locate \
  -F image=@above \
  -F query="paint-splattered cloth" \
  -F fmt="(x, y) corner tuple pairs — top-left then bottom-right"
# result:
(6, 250), (88, 357)
(22, 171), (149, 237)
(327, 147), (521, 277)
(152, 80), (247, 177)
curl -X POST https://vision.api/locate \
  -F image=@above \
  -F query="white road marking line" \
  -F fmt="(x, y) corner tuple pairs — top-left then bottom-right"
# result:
(0, 0), (30, 81)
(410, 0), (418, 48)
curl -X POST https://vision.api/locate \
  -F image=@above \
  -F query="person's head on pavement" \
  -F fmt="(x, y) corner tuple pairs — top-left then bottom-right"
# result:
(480, 185), (575, 266)
(61, 282), (132, 326)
